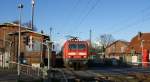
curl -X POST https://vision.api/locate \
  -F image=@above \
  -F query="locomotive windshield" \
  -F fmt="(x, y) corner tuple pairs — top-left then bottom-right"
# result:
(78, 44), (86, 50)
(69, 44), (77, 50)
(69, 44), (86, 50)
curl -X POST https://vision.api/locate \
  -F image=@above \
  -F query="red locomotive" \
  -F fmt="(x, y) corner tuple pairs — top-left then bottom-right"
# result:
(63, 37), (89, 69)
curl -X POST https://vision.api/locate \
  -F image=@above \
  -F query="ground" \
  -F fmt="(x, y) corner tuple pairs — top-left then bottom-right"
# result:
(1, 66), (150, 82)
(0, 68), (42, 82)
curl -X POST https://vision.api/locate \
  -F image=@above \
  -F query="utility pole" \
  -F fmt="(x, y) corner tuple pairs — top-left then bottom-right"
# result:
(3, 28), (6, 68)
(49, 27), (53, 70)
(89, 29), (92, 47)
(89, 29), (92, 59)
(31, 0), (35, 30)
(42, 41), (52, 70)
(50, 27), (52, 41)
(18, 3), (23, 77)
(47, 42), (50, 70)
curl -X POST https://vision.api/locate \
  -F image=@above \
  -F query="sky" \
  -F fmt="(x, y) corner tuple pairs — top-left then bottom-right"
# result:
(0, 0), (150, 45)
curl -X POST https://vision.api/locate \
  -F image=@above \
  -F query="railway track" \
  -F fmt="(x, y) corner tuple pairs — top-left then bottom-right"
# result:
(90, 67), (150, 76)
(47, 68), (110, 82)
(46, 67), (150, 82)
(89, 67), (150, 82)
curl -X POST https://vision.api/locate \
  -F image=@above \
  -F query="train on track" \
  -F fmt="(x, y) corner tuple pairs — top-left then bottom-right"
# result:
(63, 37), (89, 69)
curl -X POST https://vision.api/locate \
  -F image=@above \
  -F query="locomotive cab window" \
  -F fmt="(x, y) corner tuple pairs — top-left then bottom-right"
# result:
(69, 44), (86, 50)
(78, 44), (86, 50)
(69, 44), (77, 50)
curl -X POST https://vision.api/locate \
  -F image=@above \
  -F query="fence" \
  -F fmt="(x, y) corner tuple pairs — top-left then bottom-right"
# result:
(9, 62), (47, 79)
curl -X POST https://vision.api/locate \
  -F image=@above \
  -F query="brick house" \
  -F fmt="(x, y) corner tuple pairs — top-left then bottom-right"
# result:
(0, 23), (51, 67)
(0, 23), (27, 67)
(126, 32), (150, 63)
(128, 32), (150, 53)
(105, 40), (129, 60)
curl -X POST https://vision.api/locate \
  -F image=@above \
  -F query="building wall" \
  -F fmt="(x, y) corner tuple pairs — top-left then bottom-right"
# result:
(10, 32), (48, 65)
(0, 23), (50, 67)
(0, 25), (18, 48)
(125, 33), (150, 64)
(0, 24), (25, 67)
(129, 33), (150, 53)
(105, 40), (128, 59)
(23, 33), (45, 65)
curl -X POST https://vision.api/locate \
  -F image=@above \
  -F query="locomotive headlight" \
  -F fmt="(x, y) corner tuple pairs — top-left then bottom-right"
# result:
(79, 52), (86, 55)
(68, 52), (76, 55)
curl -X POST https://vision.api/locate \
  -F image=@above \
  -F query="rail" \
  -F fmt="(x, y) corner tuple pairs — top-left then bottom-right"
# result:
(47, 68), (68, 82)
(56, 68), (104, 82)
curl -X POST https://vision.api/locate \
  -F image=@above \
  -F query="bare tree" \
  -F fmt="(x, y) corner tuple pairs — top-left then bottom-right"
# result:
(98, 34), (115, 51)
(12, 20), (37, 31)
(12, 20), (19, 24)
(23, 21), (37, 31)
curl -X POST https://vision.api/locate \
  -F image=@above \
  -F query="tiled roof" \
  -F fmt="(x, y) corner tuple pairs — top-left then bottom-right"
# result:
(106, 40), (129, 48)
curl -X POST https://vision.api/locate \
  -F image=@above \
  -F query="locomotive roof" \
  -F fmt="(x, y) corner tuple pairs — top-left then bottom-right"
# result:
(67, 40), (87, 42)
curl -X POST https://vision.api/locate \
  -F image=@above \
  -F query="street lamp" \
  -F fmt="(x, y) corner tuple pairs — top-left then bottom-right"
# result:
(31, 0), (35, 30)
(18, 3), (23, 77)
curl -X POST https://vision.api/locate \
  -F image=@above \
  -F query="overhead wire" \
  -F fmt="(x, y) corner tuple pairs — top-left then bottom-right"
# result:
(63, 0), (81, 28)
(111, 15), (150, 34)
(68, 0), (91, 28)
(70, 0), (100, 39)
(76, 0), (100, 28)
(62, 1), (150, 40)
(64, 0), (92, 37)
(56, 0), (81, 40)
(111, 16), (150, 35)
(108, 5), (150, 35)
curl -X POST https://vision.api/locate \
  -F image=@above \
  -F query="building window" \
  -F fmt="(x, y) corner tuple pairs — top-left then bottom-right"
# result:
(121, 47), (125, 53)
(112, 46), (115, 52)
(108, 48), (110, 53)
(26, 40), (41, 52)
